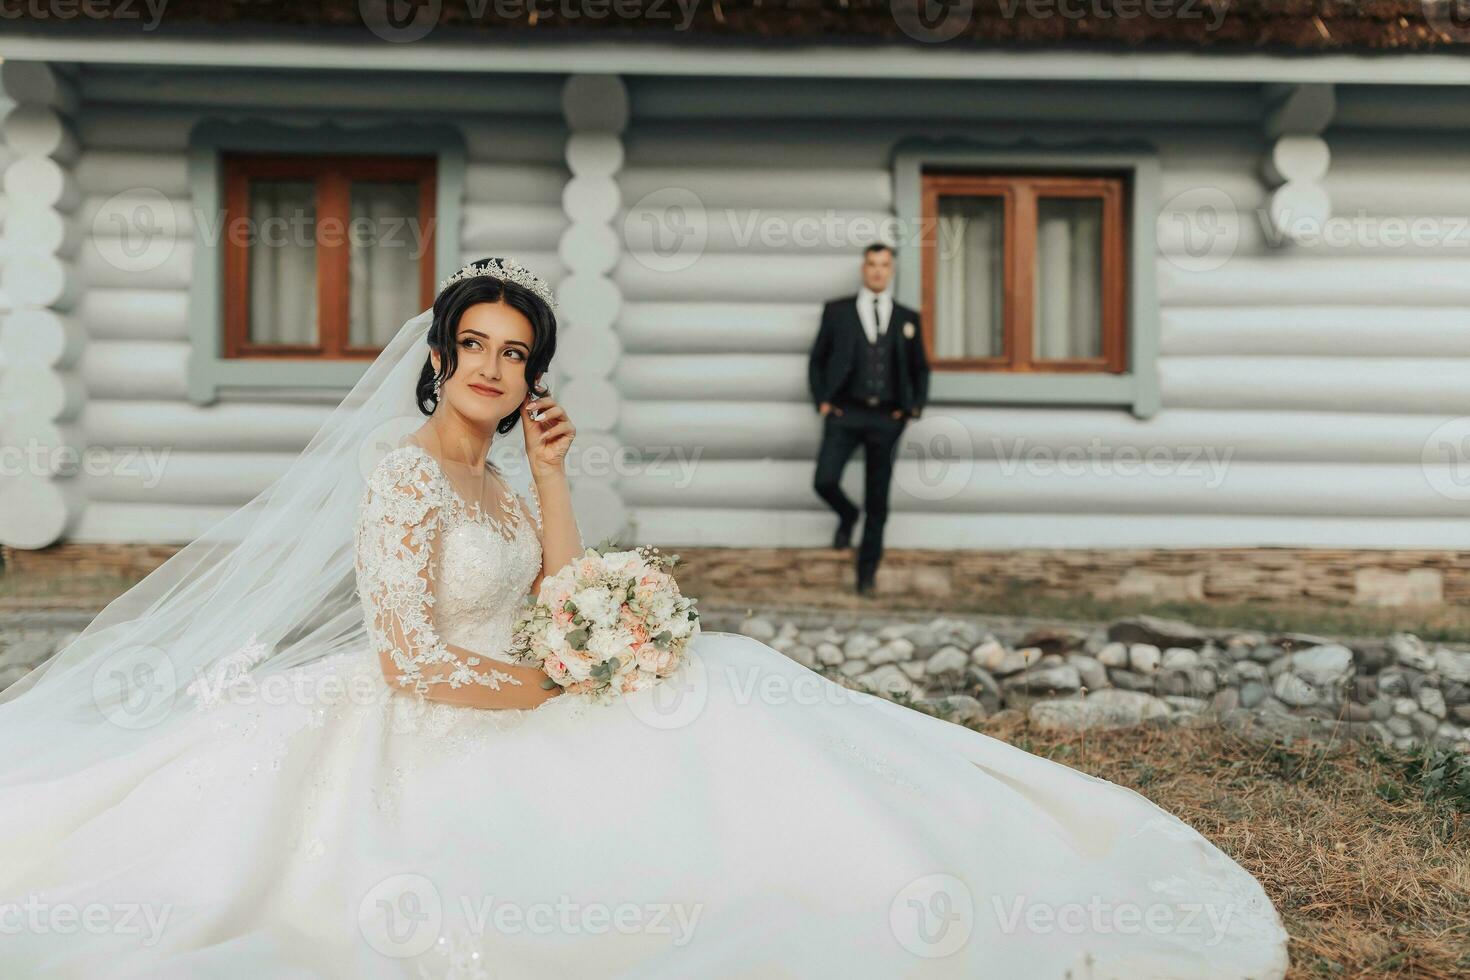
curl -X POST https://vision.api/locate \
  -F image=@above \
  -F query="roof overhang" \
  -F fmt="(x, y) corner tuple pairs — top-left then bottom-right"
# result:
(2, 33), (1470, 85)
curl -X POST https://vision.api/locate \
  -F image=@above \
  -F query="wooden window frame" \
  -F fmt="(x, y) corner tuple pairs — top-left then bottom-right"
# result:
(920, 172), (1127, 374)
(221, 153), (437, 360)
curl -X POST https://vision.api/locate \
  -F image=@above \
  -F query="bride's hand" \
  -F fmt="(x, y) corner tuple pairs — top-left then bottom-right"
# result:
(522, 389), (575, 476)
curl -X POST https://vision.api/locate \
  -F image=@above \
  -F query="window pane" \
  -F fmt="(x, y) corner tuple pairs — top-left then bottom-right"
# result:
(1034, 197), (1103, 361)
(248, 180), (317, 346)
(935, 195), (1004, 359)
(349, 181), (424, 349)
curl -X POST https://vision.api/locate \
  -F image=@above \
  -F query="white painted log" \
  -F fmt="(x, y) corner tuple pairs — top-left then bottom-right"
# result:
(459, 117), (570, 166)
(1162, 306), (1470, 357)
(620, 168), (891, 212)
(1, 419), (83, 474)
(558, 376), (620, 431)
(563, 174), (619, 226)
(566, 132), (623, 178)
(73, 150), (189, 197)
(459, 203), (565, 252)
(74, 107), (197, 151)
(73, 502), (237, 544)
(562, 74), (628, 134)
(1264, 83), (1335, 139)
(0, 363), (84, 422)
(1263, 135), (1330, 186)
(464, 163), (568, 207)
(80, 237), (191, 290)
(0, 475), (73, 549)
(627, 509), (1470, 551)
(619, 300), (821, 353)
(83, 450), (296, 505)
(1161, 357), (1470, 414)
(558, 223), (619, 277)
(616, 403), (1461, 465)
(80, 341), (190, 400)
(1266, 183), (1332, 245)
(0, 61), (77, 113)
(616, 253), (863, 303)
(555, 273), (620, 332)
(0, 308), (85, 367)
(1, 104), (79, 162)
(1158, 257), (1470, 306)
(569, 479), (628, 547)
(1322, 170), (1470, 217)
(76, 288), (189, 341)
(1157, 172), (1265, 211)
(616, 353), (801, 400)
(620, 459), (1469, 518)
(622, 206), (898, 256)
(81, 190), (194, 241)
(2, 155), (81, 212)
(3, 202), (82, 258)
(0, 254), (83, 310)
(81, 400), (331, 451)
(554, 323), (621, 381)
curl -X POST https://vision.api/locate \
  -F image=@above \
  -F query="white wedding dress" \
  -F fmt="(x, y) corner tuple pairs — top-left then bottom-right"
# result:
(0, 444), (1290, 979)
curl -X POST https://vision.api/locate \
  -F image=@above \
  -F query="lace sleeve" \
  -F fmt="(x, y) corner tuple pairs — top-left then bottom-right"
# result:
(355, 450), (521, 697)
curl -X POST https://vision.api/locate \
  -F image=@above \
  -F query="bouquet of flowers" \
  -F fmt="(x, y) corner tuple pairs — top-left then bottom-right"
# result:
(508, 544), (700, 702)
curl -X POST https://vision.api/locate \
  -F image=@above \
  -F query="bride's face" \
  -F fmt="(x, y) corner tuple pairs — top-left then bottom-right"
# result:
(431, 301), (536, 430)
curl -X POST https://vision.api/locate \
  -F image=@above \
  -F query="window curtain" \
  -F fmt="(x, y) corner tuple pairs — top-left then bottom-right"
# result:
(248, 181), (317, 346)
(349, 181), (422, 349)
(935, 196), (1004, 359)
(246, 179), (422, 350)
(1034, 198), (1102, 361)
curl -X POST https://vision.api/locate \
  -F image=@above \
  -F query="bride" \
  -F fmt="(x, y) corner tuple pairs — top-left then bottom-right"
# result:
(0, 257), (1289, 979)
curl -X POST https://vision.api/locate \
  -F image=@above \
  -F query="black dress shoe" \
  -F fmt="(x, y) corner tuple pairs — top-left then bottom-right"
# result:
(855, 577), (875, 597)
(833, 520), (854, 550)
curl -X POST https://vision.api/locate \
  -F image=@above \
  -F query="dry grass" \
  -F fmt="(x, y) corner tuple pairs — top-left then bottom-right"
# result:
(975, 714), (1470, 978)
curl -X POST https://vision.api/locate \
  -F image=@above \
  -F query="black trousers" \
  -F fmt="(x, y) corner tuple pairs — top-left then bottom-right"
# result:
(812, 401), (907, 583)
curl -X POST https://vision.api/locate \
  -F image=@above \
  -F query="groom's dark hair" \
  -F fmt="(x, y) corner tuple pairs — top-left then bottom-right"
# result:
(416, 257), (559, 433)
(864, 242), (894, 257)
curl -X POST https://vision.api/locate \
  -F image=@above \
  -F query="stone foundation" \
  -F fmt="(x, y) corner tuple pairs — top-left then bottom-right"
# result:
(5, 543), (1469, 608)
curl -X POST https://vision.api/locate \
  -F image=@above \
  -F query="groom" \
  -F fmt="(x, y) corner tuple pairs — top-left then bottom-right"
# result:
(808, 243), (930, 597)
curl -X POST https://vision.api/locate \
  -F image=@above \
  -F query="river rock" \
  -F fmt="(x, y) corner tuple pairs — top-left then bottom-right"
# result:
(1107, 616), (1206, 650)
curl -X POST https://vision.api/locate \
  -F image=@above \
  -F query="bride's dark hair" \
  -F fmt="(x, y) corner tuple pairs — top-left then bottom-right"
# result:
(416, 257), (558, 433)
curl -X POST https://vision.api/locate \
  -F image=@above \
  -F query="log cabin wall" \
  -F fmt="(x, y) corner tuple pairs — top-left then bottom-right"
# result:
(3, 68), (1468, 567)
(56, 66), (569, 544)
(613, 76), (1470, 553)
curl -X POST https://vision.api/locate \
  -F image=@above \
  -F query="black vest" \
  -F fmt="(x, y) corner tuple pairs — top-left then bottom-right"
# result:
(841, 311), (899, 408)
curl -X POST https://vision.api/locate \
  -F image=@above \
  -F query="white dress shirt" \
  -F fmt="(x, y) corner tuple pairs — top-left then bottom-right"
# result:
(856, 286), (892, 345)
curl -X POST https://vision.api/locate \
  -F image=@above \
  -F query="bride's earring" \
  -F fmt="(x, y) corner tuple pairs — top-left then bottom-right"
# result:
(433, 376), (443, 401)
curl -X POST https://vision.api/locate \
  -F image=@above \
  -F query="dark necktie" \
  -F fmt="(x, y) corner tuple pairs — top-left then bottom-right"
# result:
(871, 295), (882, 339)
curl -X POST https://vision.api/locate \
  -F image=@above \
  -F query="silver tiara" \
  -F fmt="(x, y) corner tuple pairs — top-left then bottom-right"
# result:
(437, 257), (558, 314)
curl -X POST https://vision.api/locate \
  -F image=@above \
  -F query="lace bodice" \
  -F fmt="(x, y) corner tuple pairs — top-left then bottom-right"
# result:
(353, 444), (544, 697)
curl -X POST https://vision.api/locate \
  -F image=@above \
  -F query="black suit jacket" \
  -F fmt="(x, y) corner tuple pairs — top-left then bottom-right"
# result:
(807, 295), (930, 417)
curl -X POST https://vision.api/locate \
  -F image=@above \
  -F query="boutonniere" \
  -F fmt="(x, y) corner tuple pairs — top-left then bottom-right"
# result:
(902, 320), (916, 339)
